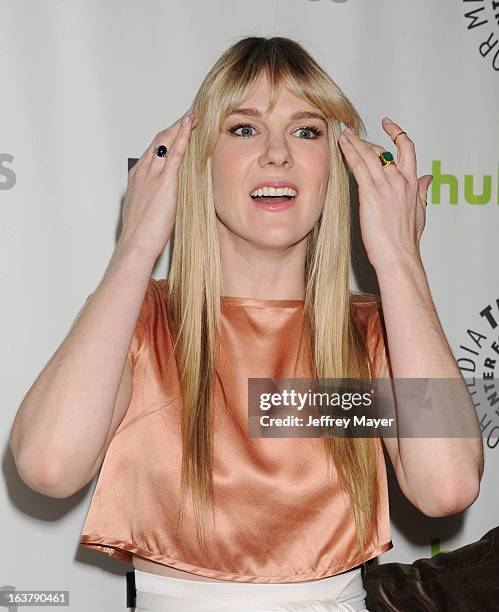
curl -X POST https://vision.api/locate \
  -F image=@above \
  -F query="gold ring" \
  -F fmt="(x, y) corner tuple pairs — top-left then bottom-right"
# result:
(393, 131), (407, 146)
(378, 151), (396, 168)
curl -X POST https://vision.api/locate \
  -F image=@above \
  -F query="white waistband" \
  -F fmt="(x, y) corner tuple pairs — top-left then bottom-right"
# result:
(134, 565), (368, 612)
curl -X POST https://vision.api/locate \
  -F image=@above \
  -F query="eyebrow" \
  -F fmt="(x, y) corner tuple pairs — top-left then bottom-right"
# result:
(227, 107), (328, 125)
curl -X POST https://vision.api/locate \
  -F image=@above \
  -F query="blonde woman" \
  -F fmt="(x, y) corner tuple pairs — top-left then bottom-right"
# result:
(10, 36), (483, 611)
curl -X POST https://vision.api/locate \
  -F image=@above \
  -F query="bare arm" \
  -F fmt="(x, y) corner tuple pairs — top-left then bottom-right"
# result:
(9, 109), (197, 499)
(9, 243), (156, 498)
(375, 255), (484, 517)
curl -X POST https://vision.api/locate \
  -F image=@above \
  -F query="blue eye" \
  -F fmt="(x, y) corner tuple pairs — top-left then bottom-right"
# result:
(294, 126), (323, 139)
(227, 122), (323, 139)
(229, 123), (256, 138)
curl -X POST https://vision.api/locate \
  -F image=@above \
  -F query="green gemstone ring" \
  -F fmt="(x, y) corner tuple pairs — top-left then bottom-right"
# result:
(378, 151), (396, 168)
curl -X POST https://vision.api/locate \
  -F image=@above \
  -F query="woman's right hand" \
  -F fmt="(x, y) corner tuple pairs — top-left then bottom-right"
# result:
(118, 109), (199, 261)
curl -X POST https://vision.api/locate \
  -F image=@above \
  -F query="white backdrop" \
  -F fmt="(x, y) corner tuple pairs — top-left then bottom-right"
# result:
(2, 1), (498, 610)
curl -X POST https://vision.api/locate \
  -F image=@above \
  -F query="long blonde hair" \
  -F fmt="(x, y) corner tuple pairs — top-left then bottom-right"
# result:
(166, 35), (381, 556)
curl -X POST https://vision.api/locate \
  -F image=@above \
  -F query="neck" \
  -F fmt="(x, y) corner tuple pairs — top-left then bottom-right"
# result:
(218, 225), (307, 300)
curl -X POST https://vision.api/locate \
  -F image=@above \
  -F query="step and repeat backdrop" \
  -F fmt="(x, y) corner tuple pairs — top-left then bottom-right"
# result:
(2, 1), (498, 610)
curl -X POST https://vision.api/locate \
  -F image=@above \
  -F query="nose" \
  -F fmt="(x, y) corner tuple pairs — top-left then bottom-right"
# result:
(257, 134), (293, 168)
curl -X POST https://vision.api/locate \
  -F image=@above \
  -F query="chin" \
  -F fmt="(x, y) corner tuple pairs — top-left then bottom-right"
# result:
(247, 228), (309, 250)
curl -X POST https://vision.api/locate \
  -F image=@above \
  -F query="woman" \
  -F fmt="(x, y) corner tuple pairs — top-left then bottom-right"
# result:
(10, 36), (483, 611)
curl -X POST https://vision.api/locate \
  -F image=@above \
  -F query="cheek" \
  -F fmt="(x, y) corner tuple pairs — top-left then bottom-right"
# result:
(212, 150), (249, 209)
(212, 145), (245, 186)
(301, 156), (329, 224)
(310, 148), (329, 180)
(211, 159), (242, 227)
(211, 153), (231, 211)
(211, 149), (226, 190)
(309, 152), (330, 200)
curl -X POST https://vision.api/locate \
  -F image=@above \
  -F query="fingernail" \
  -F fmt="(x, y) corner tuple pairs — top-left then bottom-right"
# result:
(182, 110), (192, 125)
(383, 117), (393, 123)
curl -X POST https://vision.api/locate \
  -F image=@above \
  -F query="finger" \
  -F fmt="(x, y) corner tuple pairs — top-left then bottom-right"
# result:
(381, 117), (417, 180)
(147, 112), (198, 175)
(159, 111), (196, 178)
(339, 131), (376, 192)
(418, 175), (432, 208)
(132, 130), (173, 174)
(140, 120), (178, 161)
(145, 113), (189, 172)
(361, 139), (403, 182)
(341, 128), (392, 188)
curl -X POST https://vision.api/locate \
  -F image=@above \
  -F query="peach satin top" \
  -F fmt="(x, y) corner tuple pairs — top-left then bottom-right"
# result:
(80, 278), (392, 583)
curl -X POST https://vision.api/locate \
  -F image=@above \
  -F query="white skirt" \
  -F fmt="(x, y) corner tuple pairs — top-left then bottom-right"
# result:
(134, 565), (369, 612)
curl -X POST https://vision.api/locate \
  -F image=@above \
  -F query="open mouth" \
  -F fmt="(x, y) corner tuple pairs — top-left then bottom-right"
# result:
(249, 193), (297, 212)
(250, 194), (296, 203)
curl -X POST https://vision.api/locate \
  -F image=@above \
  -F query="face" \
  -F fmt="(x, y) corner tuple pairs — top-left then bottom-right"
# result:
(211, 72), (330, 250)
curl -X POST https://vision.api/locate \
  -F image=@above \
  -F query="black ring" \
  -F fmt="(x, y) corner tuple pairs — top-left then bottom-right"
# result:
(156, 145), (168, 158)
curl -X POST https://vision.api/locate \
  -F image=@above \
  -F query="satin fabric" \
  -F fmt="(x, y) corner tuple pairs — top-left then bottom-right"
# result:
(80, 278), (392, 583)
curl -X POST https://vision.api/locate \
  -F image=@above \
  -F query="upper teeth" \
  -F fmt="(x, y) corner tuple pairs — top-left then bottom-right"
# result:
(250, 186), (297, 197)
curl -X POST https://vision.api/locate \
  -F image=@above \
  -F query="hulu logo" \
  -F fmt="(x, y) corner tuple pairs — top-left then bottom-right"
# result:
(431, 160), (498, 205)
(430, 537), (452, 557)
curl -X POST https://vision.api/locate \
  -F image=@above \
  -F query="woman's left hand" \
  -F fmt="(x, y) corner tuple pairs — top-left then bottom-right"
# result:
(338, 117), (432, 272)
